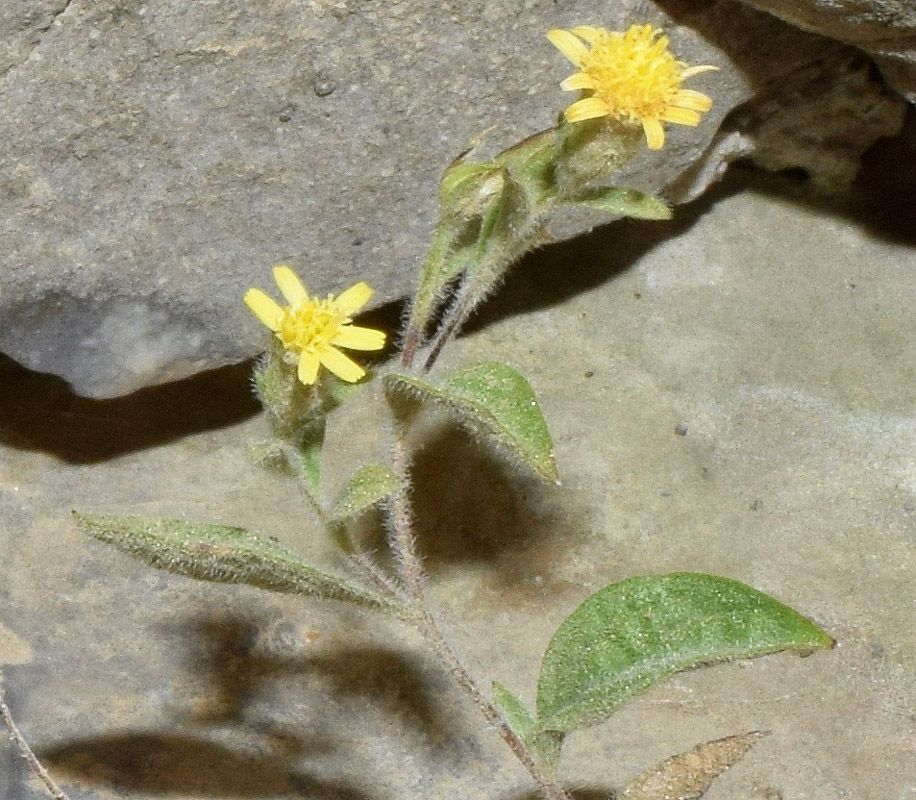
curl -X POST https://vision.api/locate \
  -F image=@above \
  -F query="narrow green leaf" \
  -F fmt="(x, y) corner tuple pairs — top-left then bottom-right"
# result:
(455, 170), (528, 297)
(320, 373), (366, 411)
(566, 186), (671, 220)
(492, 684), (564, 774)
(536, 573), (834, 733)
(75, 513), (406, 616)
(332, 465), (401, 522)
(384, 362), (557, 482)
(298, 438), (322, 492)
(439, 161), (504, 217)
(407, 220), (472, 334)
(529, 730), (564, 776)
(493, 682), (536, 739)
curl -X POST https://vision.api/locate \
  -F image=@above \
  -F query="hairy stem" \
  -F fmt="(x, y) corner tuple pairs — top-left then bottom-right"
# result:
(422, 297), (465, 373)
(385, 424), (429, 601)
(0, 671), (70, 800)
(386, 424), (572, 800)
(349, 551), (410, 605)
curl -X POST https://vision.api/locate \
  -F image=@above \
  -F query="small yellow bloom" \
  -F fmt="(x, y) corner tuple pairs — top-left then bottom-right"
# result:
(245, 266), (386, 385)
(547, 24), (717, 150)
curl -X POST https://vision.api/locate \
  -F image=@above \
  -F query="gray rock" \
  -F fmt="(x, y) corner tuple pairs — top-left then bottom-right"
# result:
(661, 0), (908, 197)
(0, 0), (907, 396)
(738, 0), (916, 104)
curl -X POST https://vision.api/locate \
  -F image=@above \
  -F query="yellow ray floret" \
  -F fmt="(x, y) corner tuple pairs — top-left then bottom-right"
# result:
(547, 23), (717, 150)
(245, 266), (386, 385)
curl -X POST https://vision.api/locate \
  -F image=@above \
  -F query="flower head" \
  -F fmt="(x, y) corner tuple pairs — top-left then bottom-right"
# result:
(547, 24), (717, 150)
(245, 266), (386, 385)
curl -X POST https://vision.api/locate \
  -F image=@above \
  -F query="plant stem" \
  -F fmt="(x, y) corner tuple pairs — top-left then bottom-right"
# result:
(416, 607), (571, 800)
(349, 551), (411, 605)
(0, 671), (70, 800)
(422, 296), (464, 373)
(386, 424), (572, 800)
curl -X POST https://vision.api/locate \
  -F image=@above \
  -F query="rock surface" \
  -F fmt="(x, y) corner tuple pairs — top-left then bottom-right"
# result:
(0, 0), (908, 396)
(738, 0), (916, 103)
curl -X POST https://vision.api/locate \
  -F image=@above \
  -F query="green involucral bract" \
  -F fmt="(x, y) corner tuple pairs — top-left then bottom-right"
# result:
(566, 186), (671, 219)
(535, 573), (834, 734)
(384, 361), (557, 483)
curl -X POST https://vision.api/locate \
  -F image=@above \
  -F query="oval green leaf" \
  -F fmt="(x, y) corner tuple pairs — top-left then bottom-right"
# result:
(536, 573), (834, 733)
(384, 362), (557, 482)
(331, 464), (401, 522)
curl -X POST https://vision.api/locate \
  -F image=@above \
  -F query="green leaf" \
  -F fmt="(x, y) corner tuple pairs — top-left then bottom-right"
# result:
(439, 161), (504, 217)
(454, 170), (528, 296)
(320, 372), (366, 411)
(384, 362), (557, 482)
(493, 682), (536, 739)
(404, 131), (559, 368)
(298, 437), (322, 492)
(75, 513), (407, 616)
(529, 730), (564, 776)
(536, 573), (834, 733)
(566, 186), (671, 220)
(332, 465), (401, 522)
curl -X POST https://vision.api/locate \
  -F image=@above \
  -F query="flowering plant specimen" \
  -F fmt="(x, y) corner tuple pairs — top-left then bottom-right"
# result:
(69, 21), (833, 800)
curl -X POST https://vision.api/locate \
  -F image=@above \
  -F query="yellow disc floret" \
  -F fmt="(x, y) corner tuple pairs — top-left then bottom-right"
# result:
(245, 266), (386, 385)
(547, 24), (717, 150)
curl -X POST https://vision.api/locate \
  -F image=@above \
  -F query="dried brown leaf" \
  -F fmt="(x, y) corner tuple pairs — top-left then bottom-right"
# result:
(620, 730), (770, 800)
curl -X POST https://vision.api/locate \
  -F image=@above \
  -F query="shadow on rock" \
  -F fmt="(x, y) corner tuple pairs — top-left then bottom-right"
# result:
(41, 731), (373, 799)
(395, 422), (569, 574)
(462, 148), (916, 341)
(0, 294), (410, 468)
(0, 356), (261, 464)
(39, 608), (463, 799)
(169, 608), (465, 755)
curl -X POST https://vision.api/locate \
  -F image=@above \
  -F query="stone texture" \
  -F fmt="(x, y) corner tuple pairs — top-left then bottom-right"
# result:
(738, 0), (916, 104)
(659, 0), (908, 195)
(0, 0), (907, 397)
(1, 166), (915, 799)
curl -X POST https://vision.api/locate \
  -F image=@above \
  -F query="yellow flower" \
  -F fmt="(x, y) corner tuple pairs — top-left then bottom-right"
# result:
(547, 24), (717, 150)
(245, 266), (386, 385)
